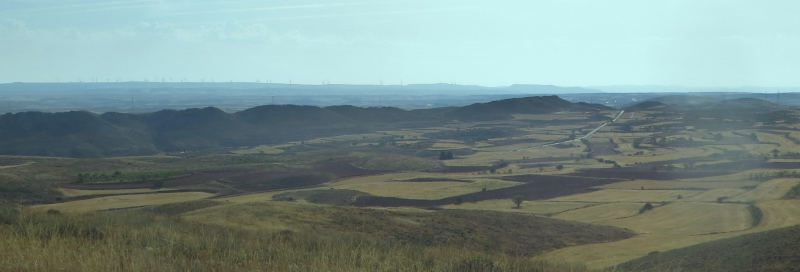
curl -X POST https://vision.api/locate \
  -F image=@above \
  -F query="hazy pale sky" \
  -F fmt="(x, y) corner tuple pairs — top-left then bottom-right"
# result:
(1, 0), (798, 87)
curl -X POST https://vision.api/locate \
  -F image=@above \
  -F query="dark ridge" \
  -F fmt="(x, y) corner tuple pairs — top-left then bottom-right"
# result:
(0, 95), (611, 157)
(450, 95), (611, 121)
(0, 111), (158, 157)
(626, 101), (668, 111)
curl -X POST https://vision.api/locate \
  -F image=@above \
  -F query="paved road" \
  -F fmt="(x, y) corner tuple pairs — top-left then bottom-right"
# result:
(514, 110), (625, 152)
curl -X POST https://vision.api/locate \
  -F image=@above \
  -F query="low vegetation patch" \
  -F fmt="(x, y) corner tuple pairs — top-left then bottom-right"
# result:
(272, 189), (372, 205)
(748, 204), (763, 227)
(0, 202), (612, 271)
(638, 203), (654, 214)
(189, 201), (635, 257)
(76, 170), (183, 184)
(783, 182), (800, 199)
(617, 225), (800, 272)
(423, 128), (523, 144)
(395, 177), (472, 183)
(0, 178), (62, 204)
(0, 203), (20, 225)
(355, 175), (621, 207)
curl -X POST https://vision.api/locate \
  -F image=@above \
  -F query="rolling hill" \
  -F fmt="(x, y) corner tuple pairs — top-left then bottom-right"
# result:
(0, 96), (608, 157)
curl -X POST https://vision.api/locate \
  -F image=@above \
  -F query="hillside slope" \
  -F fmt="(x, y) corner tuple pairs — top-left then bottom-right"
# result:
(0, 96), (608, 157)
(618, 225), (800, 272)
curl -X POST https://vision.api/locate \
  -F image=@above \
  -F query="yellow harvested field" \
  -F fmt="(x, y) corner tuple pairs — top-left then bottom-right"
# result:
(522, 133), (565, 141)
(32, 192), (215, 213)
(680, 169), (773, 183)
(444, 144), (586, 167)
(216, 191), (283, 203)
(332, 179), (517, 200)
(754, 199), (800, 231)
(550, 189), (699, 203)
(431, 140), (471, 149)
(728, 178), (799, 202)
(682, 188), (749, 202)
(183, 201), (323, 231)
(57, 188), (173, 197)
(512, 112), (589, 120)
(542, 200), (800, 269)
(599, 179), (759, 190)
(536, 232), (740, 269)
(441, 200), (592, 215)
(230, 144), (284, 154)
(755, 131), (798, 148)
(609, 202), (751, 235)
(603, 147), (721, 165)
(0, 161), (35, 169)
(216, 187), (328, 204)
(553, 202), (648, 223)
(351, 152), (439, 171)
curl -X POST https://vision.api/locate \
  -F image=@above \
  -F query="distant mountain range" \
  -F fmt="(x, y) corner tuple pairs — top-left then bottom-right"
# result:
(3, 82), (800, 113)
(0, 82), (602, 113)
(0, 96), (609, 157)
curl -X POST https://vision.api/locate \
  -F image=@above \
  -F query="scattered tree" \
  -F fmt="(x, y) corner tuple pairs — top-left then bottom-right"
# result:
(439, 151), (454, 160)
(633, 138), (643, 148)
(512, 195), (524, 209)
(639, 202), (654, 214)
(750, 133), (759, 142)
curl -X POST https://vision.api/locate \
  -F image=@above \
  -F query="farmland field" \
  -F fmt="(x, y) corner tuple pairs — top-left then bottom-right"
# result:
(4, 95), (800, 271)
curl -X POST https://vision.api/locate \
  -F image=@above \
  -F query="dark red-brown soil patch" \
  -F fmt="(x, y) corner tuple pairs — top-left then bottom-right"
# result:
(588, 141), (619, 155)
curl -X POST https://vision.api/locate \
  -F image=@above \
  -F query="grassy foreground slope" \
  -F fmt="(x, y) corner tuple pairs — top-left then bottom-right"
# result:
(617, 225), (800, 272)
(0, 200), (632, 272)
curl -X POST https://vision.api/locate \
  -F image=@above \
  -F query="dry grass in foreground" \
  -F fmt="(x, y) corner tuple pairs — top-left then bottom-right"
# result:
(0, 201), (612, 272)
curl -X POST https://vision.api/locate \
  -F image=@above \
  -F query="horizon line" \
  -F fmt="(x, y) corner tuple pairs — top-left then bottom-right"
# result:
(1, 81), (800, 91)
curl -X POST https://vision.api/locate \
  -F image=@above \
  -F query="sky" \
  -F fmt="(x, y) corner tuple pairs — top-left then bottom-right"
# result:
(1, 0), (799, 87)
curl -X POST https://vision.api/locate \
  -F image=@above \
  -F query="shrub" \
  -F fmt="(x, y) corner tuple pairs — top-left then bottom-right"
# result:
(0, 204), (20, 225)
(748, 204), (763, 227)
(446, 256), (496, 272)
(784, 182), (800, 199)
(512, 195), (524, 209)
(639, 203), (654, 214)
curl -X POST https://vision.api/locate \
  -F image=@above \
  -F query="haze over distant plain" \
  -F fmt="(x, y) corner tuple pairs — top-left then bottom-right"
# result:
(1, 0), (798, 88)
